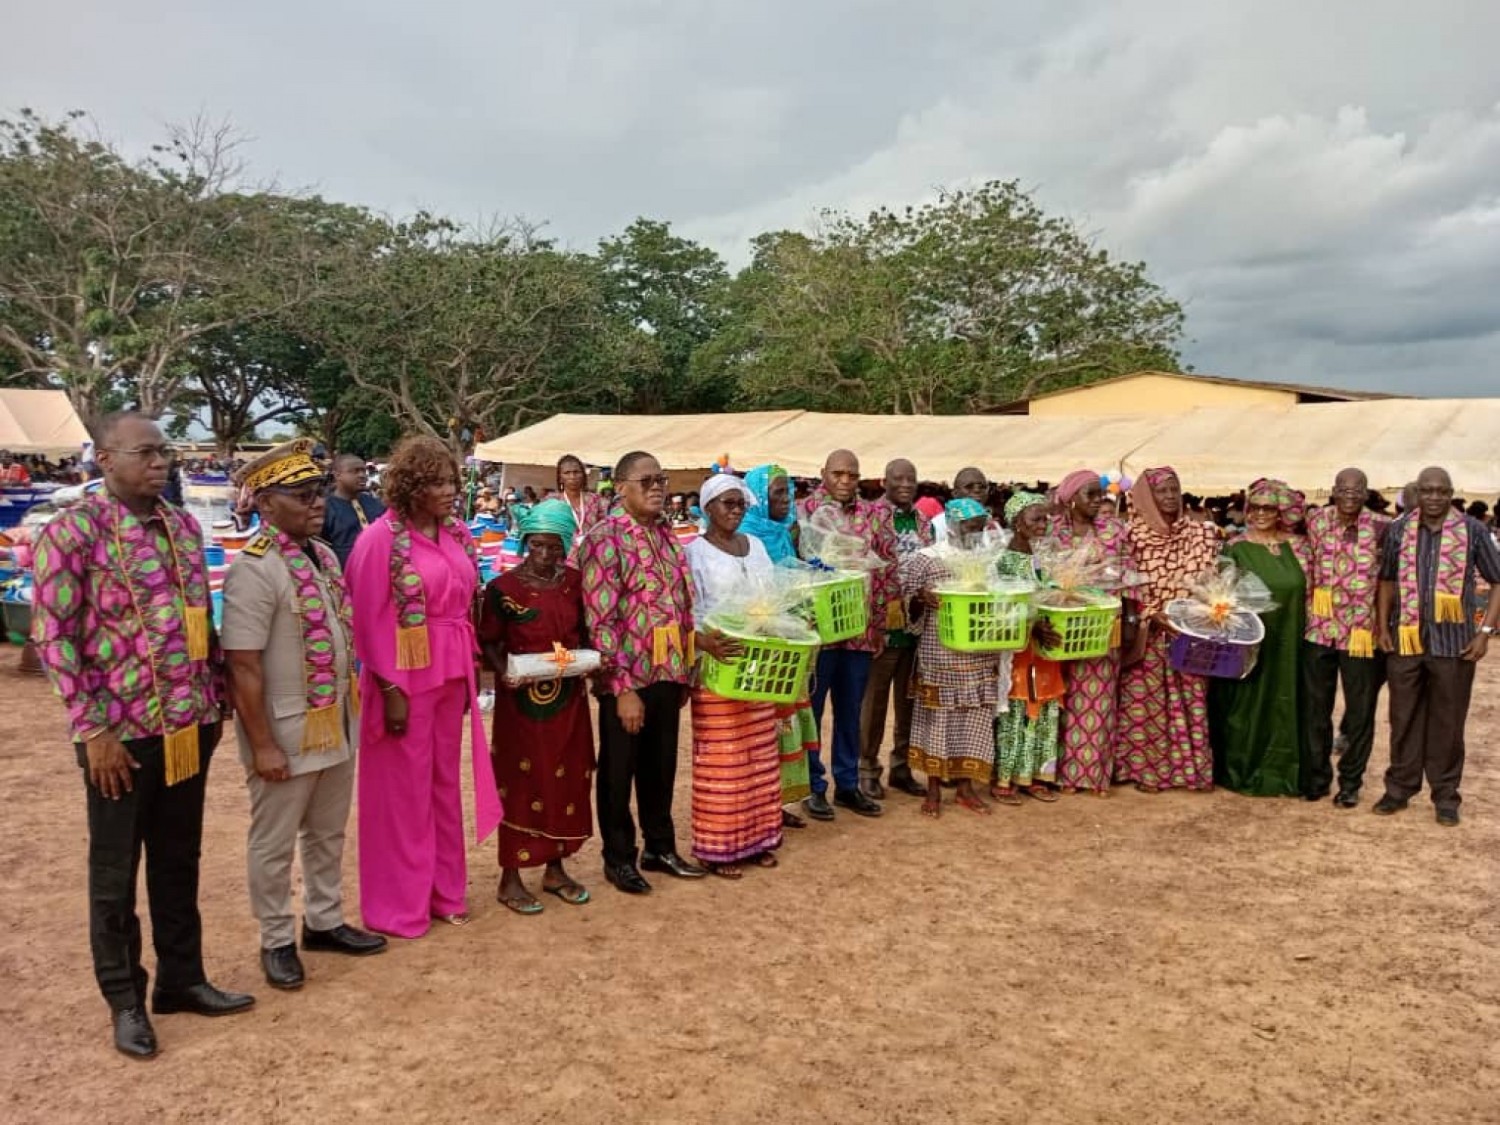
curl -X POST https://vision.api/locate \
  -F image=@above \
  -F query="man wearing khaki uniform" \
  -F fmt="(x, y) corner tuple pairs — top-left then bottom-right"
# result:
(223, 440), (386, 991)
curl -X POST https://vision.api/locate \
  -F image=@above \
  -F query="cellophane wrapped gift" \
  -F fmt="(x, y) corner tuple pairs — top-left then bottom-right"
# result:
(703, 569), (820, 644)
(1031, 538), (1141, 609)
(1166, 559), (1277, 640)
(505, 645), (602, 685)
(798, 505), (885, 573)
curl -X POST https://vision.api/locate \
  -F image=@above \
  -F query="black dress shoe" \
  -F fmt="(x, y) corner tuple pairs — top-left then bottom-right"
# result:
(834, 787), (883, 817)
(112, 1006), (158, 1060)
(1333, 789), (1360, 809)
(887, 770), (927, 797)
(1436, 807), (1460, 827)
(802, 793), (835, 821)
(604, 862), (652, 894)
(1303, 789), (1329, 802)
(640, 851), (707, 878)
(858, 777), (886, 801)
(302, 922), (388, 956)
(261, 944), (305, 991)
(1371, 795), (1408, 816)
(152, 982), (256, 1017)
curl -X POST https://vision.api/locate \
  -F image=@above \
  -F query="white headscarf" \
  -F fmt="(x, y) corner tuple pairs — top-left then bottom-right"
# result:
(699, 473), (752, 509)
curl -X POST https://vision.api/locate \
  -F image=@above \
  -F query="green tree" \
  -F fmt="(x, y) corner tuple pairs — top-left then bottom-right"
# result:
(701, 181), (1184, 413)
(596, 218), (731, 412)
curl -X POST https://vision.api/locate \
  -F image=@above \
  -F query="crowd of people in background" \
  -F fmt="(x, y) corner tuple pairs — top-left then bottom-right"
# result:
(20, 413), (1500, 1063)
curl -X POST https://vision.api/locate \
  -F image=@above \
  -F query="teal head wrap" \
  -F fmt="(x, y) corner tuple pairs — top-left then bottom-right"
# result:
(944, 497), (987, 524)
(518, 498), (577, 545)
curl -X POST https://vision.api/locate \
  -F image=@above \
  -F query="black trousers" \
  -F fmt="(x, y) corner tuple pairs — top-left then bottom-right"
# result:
(596, 683), (682, 867)
(82, 723), (220, 1010)
(1302, 642), (1384, 795)
(1384, 655), (1474, 811)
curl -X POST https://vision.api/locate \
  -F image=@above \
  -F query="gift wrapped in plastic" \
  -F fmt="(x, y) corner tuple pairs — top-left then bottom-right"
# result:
(504, 643), (602, 685)
(702, 569), (820, 645)
(1030, 538), (1139, 610)
(1167, 560), (1277, 639)
(911, 542), (1034, 653)
(797, 505), (886, 573)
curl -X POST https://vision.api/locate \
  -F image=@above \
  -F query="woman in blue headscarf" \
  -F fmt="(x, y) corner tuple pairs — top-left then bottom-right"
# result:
(478, 499), (595, 914)
(740, 464), (814, 825)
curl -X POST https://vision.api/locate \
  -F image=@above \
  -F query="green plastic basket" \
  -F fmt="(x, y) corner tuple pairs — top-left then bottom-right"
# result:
(1035, 595), (1120, 661)
(804, 572), (869, 644)
(698, 632), (818, 704)
(936, 589), (1031, 652)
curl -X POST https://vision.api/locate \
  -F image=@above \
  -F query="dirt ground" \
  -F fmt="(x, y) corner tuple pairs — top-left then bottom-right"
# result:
(1, 657), (1496, 1125)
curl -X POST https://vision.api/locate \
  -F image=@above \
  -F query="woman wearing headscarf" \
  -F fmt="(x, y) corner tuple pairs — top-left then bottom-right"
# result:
(478, 499), (595, 915)
(901, 498), (1008, 817)
(346, 436), (502, 936)
(1208, 478), (1308, 797)
(741, 464), (815, 826)
(684, 474), (783, 876)
(1047, 469), (1133, 795)
(992, 492), (1067, 804)
(1114, 467), (1221, 792)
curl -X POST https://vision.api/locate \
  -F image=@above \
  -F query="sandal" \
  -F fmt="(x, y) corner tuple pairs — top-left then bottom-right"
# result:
(542, 880), (590, 906)
(921, 796), (942, 818)
(955, 792), (992, 816)
(782, 810), (807, 829)
(1135, 783), (1159, 795)
(1027, 786), (1059, 803)
(497, 890), (544, 916)
(433, 911), (472, 926)
(751, 852), (779, 869)
(989, 785), (1024, 806)
(705, 862), (744, 880)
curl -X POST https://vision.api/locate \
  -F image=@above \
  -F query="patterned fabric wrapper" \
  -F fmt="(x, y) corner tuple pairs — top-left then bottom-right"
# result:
(1397, 509), (1469, 654)
(386, 514), (478, 669)
(267, 526), (357, 751)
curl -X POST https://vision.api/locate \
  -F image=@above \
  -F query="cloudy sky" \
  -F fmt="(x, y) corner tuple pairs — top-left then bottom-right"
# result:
(6, 0), (1498, 395)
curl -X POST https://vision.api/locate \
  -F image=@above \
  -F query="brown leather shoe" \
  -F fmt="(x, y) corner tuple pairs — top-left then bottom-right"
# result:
(858, 777), (885, 801)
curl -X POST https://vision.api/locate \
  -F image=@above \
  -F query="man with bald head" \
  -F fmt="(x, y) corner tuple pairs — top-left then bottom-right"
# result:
(1373, 466), (1500, 826)
(930, 466), (990, 542)
(798, 449), (899, 819)
(858, 458), (933, 800)
(1301, 468), (1390, 807)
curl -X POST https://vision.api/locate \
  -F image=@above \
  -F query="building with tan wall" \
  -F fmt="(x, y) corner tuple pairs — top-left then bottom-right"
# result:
(988, 370), (1395, 417)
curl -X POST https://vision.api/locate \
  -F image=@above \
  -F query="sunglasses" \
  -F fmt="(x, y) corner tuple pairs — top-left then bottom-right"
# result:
(624, 474), (671, 489)
(267, 481), (327, 506)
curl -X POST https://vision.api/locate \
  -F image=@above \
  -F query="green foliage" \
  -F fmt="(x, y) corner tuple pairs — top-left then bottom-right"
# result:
(0, 109), (1187, 451)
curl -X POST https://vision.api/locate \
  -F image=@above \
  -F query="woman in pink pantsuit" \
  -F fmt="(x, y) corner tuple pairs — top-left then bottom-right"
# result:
(346, 437), (502, 938)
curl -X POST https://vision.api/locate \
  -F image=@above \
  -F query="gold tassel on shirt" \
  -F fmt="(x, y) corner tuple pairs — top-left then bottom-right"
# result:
(1108, 614), (1122, 650)
(652, 624), (683, 667)
(1434, 591), (1465, 624)
(1312, 587), (1334, 619)
(1348, 628), (1375, 659)
(396, 624), (431, 670)
(348, 673), (361, 716)
(185, 606), (210, 662)
(1398, 624), (1423, 656)
(885, 599), (907, 632)
(163, 725), (201, 786)
(301, 704), (342, 753)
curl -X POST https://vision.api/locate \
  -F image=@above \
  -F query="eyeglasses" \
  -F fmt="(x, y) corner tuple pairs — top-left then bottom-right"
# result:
(624, 474), (671, 489)
(102, 445), (175, 462)
(1246, 503), (1279, 514)
(267, 483), (326, 506)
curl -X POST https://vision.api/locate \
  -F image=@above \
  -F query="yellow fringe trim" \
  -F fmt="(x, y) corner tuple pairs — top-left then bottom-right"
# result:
(1108, 615), (1122, 650)
(301, 704), (342, 753)
(163, 725), (201, 786)
(396, 624), (431, 670)
(1434, 591), (1465, 624)
(685, 629), (695, 666)
(886, 599), (907, 632)
(1312, 587), (1333, 619)
(1398, 624), (1423, 656)
(1348, 628), (1375, 659)
(185, 606), (210, 662)
(651, 624), (688, 667)
(348, 673), (361, 716)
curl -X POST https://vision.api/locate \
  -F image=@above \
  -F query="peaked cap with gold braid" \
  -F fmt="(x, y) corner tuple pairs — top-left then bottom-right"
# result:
(239, 438), (326, 496)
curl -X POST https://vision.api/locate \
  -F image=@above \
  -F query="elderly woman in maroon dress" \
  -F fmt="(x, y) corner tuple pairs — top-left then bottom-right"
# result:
(478, 500), (595, 914)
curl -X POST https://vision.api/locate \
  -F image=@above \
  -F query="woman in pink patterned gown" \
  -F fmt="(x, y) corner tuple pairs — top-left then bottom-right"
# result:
(1047, 470), (1133, 794)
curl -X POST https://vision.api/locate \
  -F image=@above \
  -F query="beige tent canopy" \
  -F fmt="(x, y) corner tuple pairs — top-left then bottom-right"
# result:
(1119, 399), (1500, 496)
(474, 400), (1500, 496)
(0, 389), (90, 456)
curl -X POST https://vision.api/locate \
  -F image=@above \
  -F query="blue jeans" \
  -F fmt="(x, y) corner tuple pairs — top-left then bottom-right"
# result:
(808, 648), (873, 796)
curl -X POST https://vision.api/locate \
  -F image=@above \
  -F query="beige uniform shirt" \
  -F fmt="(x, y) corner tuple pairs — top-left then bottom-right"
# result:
(222, 538), (356, 777)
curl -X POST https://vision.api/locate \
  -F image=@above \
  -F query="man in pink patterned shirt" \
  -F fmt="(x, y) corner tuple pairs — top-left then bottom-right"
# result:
(1302, 468), (1390, 808)
(798, 449), (899, 819)
(576, 450), (706, 894)
(31, 412), (253, 1061)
